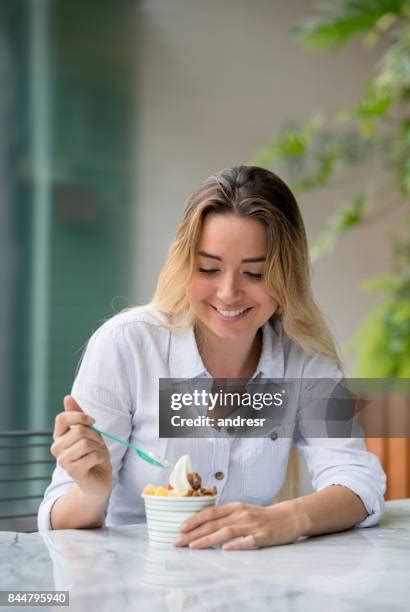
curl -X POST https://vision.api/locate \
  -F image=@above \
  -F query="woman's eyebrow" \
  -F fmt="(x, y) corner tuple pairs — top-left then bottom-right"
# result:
(198, 250), (266, 263)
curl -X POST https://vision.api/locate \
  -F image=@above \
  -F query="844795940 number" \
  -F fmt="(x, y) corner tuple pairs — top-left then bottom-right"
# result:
(0, 591), (69, 606)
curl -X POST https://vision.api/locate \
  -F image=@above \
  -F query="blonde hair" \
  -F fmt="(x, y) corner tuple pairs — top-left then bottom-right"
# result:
(146, 165), (343, 501)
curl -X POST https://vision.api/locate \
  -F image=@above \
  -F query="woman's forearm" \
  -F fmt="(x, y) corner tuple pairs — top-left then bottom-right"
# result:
(291, 484), (369, 538)
(50, 483), (110, 530)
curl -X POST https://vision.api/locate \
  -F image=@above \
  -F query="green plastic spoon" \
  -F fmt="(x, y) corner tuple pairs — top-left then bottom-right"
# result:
(90, 425), (173, 468)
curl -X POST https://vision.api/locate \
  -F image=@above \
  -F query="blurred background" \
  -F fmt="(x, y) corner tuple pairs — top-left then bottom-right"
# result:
(0, 0), (408, 528)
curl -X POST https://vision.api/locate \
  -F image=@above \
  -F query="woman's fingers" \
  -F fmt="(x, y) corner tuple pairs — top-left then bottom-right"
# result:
(179, 502), (244, 533)
(50, 400), (112, 498)
(177, 521), (266, 550)
(51, 424), (104, 457)
(57, 438), (105, 471)
(175, 516), (226, 546)
(222, 535), (258, 551)
(64, 449), (106, 482)
(175, 503), (279, 549)
(186, 525), (250, 549)
(63, 395), (83, 412)
(53, 411), (95, 439)
(53, 395), (95, 440)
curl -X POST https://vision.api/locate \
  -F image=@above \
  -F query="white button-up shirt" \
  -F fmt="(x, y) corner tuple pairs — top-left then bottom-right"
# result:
(38, 308), (386, 530)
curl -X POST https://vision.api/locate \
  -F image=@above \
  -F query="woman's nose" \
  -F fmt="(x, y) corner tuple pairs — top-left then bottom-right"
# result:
(216, 274), (242, 304)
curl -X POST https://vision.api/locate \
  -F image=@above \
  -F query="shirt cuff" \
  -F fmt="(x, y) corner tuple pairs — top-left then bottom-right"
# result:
(316, 478), (385, 528)
(37, 495), (64, 531)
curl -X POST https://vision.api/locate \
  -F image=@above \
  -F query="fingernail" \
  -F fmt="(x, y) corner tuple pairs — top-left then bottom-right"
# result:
(180, 522), (188, 532)
(174, 538), (183, 546)
(87, 416), (96, 424)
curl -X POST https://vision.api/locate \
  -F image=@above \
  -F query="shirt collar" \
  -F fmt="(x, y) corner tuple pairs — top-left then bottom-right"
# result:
(169, 325), (208, 380)
(169, 316), (284, 380)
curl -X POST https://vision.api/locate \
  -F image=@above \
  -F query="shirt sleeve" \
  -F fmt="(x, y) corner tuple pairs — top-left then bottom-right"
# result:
(296, 436), (386, 527)
(37, 321), (133, 531)
(294, 353), (387, 528)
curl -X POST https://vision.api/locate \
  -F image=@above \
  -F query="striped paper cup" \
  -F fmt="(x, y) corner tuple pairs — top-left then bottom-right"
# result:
(142, 493), (217, 545)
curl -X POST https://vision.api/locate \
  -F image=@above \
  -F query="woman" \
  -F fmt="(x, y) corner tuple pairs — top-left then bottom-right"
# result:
(38, 166), (386, 550)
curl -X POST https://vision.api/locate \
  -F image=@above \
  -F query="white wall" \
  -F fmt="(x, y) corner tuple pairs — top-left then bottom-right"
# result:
(135, 0), (403, 373)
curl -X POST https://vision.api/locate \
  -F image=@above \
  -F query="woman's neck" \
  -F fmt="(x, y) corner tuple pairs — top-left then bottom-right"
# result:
(194, 324), (262, 379)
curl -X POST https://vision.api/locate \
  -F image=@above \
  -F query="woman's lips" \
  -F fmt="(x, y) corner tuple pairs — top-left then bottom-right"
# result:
(209, 304), (253, 322)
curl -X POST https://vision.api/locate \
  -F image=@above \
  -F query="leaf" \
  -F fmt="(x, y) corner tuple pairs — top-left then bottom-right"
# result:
(351, 297), (410, 377)
(390, 300), (410, 325)
(356, 84), (393, 117)
(363, 13), (399, 47)
(250, 115), (323, 166)
(360, 275), (398, 293)
(310, 192), (368, 260)
(375, 24), (410, 92)
(293, 0), (406, 51)
(353, 302), (396, 377)
(292, 150), (338, 192)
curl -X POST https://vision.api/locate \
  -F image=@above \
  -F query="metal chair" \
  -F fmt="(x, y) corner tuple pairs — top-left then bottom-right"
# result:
(0, 431), (54, 532)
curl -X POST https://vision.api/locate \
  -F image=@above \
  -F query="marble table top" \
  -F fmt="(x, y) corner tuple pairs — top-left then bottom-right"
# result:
(1, 499), (409, 612)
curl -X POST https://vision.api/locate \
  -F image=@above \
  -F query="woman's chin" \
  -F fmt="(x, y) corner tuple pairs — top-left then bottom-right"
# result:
(203, 318), (256, 341)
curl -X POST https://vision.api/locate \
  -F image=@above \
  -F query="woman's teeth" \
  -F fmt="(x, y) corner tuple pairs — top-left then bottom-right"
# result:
(216, 307), (248, 317)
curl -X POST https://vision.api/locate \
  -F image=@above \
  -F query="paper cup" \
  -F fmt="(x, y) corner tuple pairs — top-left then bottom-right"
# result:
(142, 493), (217, 545)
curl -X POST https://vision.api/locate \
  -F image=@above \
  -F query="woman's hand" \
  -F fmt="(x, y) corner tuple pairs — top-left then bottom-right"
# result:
(50, 395), (112, 500)
(174, 500), (306, 550)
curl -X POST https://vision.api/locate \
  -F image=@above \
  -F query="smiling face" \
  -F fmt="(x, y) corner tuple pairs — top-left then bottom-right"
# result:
(186, 213), (279, 342)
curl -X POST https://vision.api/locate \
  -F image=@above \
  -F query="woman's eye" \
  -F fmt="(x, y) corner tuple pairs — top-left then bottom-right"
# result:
(245, 272), (263, 279)
(199, 268), (219, 274)
(199, 268), (263, 279)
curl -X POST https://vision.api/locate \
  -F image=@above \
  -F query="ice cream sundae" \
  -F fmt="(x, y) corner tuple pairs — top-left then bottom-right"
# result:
(142, 455), (217, 544)
(143, 454), (217, 497)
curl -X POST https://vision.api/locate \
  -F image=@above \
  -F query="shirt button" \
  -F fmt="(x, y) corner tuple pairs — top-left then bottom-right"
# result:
(214, 471), (224, 480)
(270, 431), (278, 441)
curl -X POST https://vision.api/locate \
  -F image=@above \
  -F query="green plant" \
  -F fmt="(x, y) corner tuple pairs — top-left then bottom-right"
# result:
(251, 0), (410, 377)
